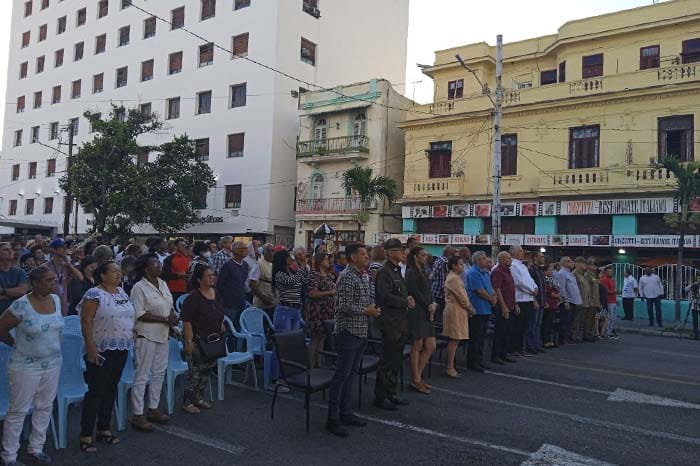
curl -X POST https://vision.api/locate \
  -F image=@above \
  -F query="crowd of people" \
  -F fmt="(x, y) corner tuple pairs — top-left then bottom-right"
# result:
(0, 232), (689, 461)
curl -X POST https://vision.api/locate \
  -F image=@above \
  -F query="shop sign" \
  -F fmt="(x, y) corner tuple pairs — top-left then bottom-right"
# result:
(421, 234), (437, 244)
(450, 234), (473, 244)
(523, 235), (549, 246)
(566, 235), (589, 246)
(501, 234), (524, 245)
(590, 235), (612, 247)
(560, 198), (673, 216)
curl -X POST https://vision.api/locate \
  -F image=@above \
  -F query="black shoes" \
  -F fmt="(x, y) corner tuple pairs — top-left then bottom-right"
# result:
(503, 356), (517, 363)
(388, 396), (410, 406)
(325, 421), (349, 437)
(491, 358), (506, 365)
(467, 365), (485, 373)
(340, 415), (367, 427)
(373, 399), (398, 411)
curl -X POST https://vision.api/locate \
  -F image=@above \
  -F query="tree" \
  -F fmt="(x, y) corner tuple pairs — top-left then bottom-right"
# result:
(341, 166), (397, 232)
(59, 105), (216, 237)
(658, 157), (700, 321)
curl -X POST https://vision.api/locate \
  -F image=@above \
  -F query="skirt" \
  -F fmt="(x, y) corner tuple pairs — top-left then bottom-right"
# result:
(442, 302), (469, 340)
(407, 306), (435, 339)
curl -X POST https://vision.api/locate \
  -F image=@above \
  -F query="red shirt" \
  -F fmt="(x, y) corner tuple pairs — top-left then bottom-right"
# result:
(168, 253), (190, 293)
(600, 276), (617, 305)
(491, 264), (516, 311)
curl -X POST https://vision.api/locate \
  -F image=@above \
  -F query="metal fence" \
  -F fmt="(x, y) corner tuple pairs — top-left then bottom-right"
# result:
(604, 263), (700, 300)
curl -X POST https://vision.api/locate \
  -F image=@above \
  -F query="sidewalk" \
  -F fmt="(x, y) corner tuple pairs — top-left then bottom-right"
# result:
(615, 318), (697, 339)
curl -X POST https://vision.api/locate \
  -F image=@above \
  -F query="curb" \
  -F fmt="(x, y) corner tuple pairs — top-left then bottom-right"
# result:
(616, 327), (691, 339)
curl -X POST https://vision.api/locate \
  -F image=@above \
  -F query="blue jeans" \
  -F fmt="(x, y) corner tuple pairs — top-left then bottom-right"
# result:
(271, 305), (303, 382)
(328, 332), (366, 421)
(526, 306), (543, 350)
(646, 297), (662, 326)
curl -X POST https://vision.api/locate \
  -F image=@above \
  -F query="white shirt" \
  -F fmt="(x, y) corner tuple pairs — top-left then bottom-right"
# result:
(639, 274), (664, 299)
(130, 278), (173, 344)
(622, 276), (638, 298)
(510, 258), (537, 303)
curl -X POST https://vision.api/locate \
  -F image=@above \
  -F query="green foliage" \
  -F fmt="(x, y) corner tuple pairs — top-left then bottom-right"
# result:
(341, 166), (397, 230)
(59, 105), (215, 236)
(662, 213), (700, 232)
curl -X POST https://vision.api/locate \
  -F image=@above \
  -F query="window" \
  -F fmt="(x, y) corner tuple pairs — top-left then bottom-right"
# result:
(540, 69), (557, 85)
(501, 134), (517, 176)
(303, 0), (320, 18)
(309, 173), (325, 200)
(49, 122), (59, 140)
(98, 0), (109, 18)
(20, 62), (28, 79)
(57, 16), (66, 34)
(681, 39), (700, 64)
(93, 73), (104, 93)
(115, 107), (126, 122)
(314, 118), (327, 140)
(192, 189), (207, 209)
(225, 185), (242, 208)
(121, 0), (132, 8)
(197, 91), (212, 114)
(39, 24), (47, 42)
(55, 49), (64, 67)
(428, 141), (452, 178)
(228, 133), (244, 157)
(11, 164), (20, 181)
(201, 0), (215, 20)
(44, 197), (54, 214)
(171, 7), (185, 29)
(141, 59), (154, 81)
(195, 138), (210, 160)
(52, 85), (61, 103)
(46, 159), (56, 177)
(230, 83), (246, 108)
(232, 33), (249, 58)
(8, 200), (17, 216)
(21, 31), (30, 48)
(447, 79), (464, 100)
(118, 26), (130, 46)
(353, 113), (367, 136)
(169, 51), (183, 74)
(640, 45), (660, 70)
(16, 96), (25, 113)
(36, 56), (45, 73)
(74, 41), (84, 61)
(71, 79), (81, 98)
(139, 102), (152, 116)
(70, 118), (79, 135)
(77, 7), (87, 26)
(136, 148), (149, 165)
(116, 66), (128, 88)
(300, 38), (316, 66)
(167, 97), (180, 119)
(14, 130), (23, 147)
(658, 115), (694, 162)
(234, 0), (250, 10)
(25, 199), (35, 216)
(41, 0), (48, 9)
(90, 113), (101, 132)
(95, 34), (106, 54)
(33, 91), (42, 109)
(199, 43), (214, 67)
(29, 162), (37, 179)
(582, 54), (603, 79)
(569, 125), (600, 169)
(144, 17), (156, 38)
(24, 1), (32, 17)
(558, 61), (566, 83)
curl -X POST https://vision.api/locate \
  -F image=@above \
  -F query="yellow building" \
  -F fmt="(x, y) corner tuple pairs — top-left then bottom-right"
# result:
(399, 0), (700, 261)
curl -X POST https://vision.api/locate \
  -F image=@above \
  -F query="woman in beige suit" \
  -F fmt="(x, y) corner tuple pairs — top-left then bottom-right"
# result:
(442, 256), (475, 378)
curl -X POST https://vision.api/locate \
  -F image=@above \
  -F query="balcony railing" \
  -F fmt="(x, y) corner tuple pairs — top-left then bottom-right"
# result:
(569, 77), (604, 94)
(657, 64), (697, 82)
(295, 197), (376, 215)
(539, 165), (676, 193)
(403, 178), (466, 199)
(297, 135), (369, 158)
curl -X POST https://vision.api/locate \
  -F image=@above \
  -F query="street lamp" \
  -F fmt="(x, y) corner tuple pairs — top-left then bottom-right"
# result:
(539, 247), (546, 253)
(618, 249), (626, 255)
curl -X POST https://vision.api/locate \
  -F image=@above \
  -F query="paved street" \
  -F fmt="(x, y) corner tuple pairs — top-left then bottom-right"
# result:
(40, 333), (700, 466)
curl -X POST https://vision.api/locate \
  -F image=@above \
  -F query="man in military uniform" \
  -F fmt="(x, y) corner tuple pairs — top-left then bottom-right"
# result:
(585, 258), (601, 342)
(572, 257), (592, 343)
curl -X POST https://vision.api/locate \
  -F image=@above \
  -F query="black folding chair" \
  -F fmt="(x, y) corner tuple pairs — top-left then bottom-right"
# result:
(270, 329), (335, 432)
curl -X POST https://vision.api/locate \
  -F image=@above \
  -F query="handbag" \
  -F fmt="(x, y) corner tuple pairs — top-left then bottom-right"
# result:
(196, 332), (227, 362)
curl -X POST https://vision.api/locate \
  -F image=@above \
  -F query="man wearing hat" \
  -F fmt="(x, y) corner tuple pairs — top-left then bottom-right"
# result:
(373, 238), (414, 411)
(46, 238), (83, 315)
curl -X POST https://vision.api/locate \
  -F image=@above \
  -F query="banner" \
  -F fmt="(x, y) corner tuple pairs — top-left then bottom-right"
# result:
(501, 234), (524, 245)
(560, 198), (674, 216)
(590, 235), (612, 247)
(523, 235), (549, 246)
(450, 234), (473, 245)
(566, 235), (589, 246)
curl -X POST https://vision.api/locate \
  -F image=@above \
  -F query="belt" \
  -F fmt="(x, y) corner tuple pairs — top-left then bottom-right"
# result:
(279, 301), (301, 309)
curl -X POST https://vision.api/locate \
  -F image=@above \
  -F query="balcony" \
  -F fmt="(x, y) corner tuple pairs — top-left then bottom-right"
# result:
(403, 177), (466, 200)
(295, 197), (376, 217)
(539, 165), (676, 194)
(297, 135), (369, 163)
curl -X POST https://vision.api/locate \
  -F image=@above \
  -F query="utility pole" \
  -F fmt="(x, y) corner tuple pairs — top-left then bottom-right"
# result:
(491, 34), (504, 258)
(62, 122), (75, 237)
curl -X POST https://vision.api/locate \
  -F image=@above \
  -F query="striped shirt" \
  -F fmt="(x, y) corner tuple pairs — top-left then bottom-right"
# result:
(209, 249), (232, 274)
(431, 256), (448, 300)
(274, 269), (310, 307)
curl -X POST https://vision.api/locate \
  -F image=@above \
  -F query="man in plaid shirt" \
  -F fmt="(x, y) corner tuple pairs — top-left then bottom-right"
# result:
(208, 236), (233, 274)
(326, 243), (380, 437)
(431, 246), (456, 322)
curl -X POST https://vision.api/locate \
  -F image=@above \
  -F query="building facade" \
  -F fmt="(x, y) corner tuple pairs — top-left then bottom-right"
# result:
(0, 0), (409, 241)
(294, 79), (413, 252)
(399, 0), (700, 263)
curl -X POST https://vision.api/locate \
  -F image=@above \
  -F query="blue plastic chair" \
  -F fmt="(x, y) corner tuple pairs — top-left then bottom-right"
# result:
(239, 308), (274, 389)
(218, 317), (257, 401)
(56, 334), (87, 448)
(175, 294), (188, 315)
(165, 338), (189, 415)
(63, 316), (81, 335)
(114, 348), (136, 432)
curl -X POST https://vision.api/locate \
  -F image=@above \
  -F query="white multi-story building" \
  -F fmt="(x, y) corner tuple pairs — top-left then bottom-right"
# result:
(0, 0), (409, 242)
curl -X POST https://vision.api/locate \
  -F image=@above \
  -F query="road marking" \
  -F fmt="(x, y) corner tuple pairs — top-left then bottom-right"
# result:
(154, 424), (244, 456)
(607, 388), (700, 410)
(521, 444), (616, 466)
(485, 370), (610, 395)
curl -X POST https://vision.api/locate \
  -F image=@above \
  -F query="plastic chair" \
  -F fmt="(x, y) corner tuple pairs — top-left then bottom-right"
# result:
(175, 294), (188, 314)
(114, 348), (136, 432)
(218, 317), (257, 400)
(165, 338), (189, 415)
(239, 307), (274, 389)
(56, 334), (88, 448)
(63, 315), (82, 335)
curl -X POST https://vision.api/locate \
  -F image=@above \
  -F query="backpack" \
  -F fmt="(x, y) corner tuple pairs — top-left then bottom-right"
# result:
(160, 255), (176, 282)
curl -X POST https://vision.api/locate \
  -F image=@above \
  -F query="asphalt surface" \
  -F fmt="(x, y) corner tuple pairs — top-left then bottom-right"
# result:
(27, 333), (700, 465)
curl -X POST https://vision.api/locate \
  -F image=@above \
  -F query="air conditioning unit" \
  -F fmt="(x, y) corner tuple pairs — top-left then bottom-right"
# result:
(231, 209), (240, 217)
(515, 81), (532, 90)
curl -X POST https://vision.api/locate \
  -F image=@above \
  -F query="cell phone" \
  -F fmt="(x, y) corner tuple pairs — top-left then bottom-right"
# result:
(96, 354), (106, 367)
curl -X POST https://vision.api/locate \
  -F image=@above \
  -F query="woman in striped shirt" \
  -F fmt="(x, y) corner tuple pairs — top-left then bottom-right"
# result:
(271, 249), (310, 334)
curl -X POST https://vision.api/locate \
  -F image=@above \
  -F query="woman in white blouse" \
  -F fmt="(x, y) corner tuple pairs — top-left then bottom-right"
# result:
(79, 261), (135, 453)
(129, 254), (176, 432)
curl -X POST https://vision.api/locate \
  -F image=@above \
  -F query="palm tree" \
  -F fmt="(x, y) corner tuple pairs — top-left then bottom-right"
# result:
(658, 157), (700, 321)
(341, 166), (397, 232)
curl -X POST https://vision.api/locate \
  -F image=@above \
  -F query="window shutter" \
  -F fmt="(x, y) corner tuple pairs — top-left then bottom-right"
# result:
(233, 33), (249, 56)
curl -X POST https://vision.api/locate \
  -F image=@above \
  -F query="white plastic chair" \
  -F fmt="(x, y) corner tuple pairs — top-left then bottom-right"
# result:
(218, 317), (257, 400)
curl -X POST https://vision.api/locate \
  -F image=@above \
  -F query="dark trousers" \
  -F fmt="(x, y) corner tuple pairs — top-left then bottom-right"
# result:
(328, 332), (366, 421)
(558, 303), (573, 343)
(433, 297), (446, 324)
(492, 311), (513, 361)
(570, 305), (585, 341)
(622, 298), (635, 320)
(646, 297), (662, 326)
(510, 302), (533, 353)
(542, 309), (556, 344)
(467, 314), (489, 368)
(81, 349), (128, 437)
(374, 325), (408, 401)
(692, 308), (699, 338)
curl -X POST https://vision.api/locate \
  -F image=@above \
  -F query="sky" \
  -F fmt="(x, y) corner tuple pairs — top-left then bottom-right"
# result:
(0, 0), (659, 141)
